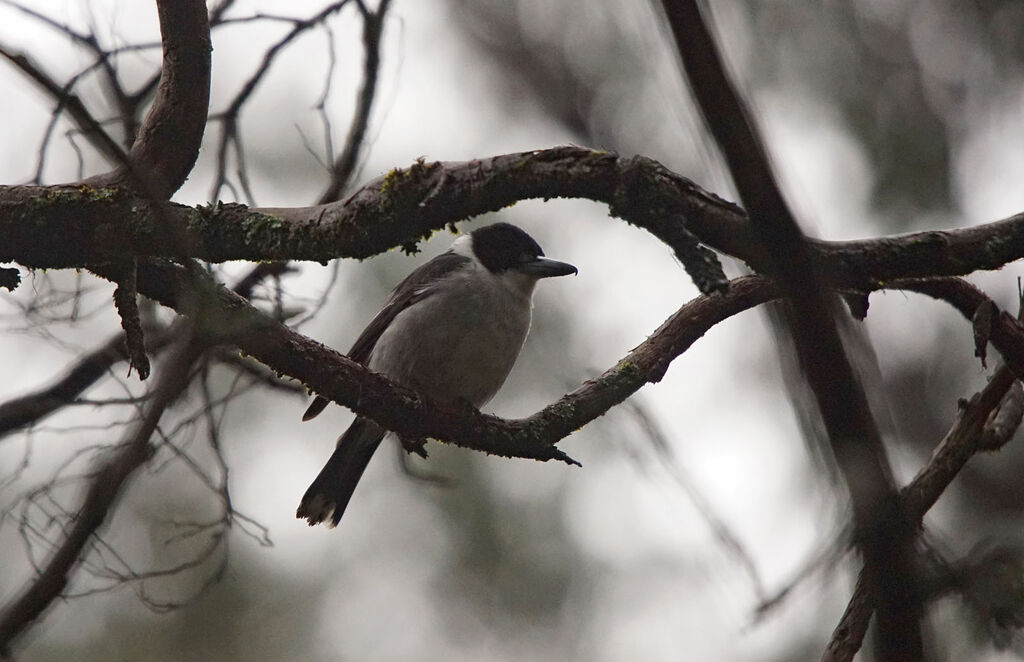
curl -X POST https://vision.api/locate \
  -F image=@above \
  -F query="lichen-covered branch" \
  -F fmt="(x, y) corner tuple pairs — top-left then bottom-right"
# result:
(3, 148), (1023, 287)
(93, 260), (1024, 488)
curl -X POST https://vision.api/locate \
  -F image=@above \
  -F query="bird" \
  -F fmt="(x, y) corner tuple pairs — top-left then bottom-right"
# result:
(297, 222), (577, 527)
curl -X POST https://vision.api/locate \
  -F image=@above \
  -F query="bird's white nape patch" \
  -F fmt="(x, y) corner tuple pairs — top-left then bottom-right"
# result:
(451, 234), (475, 260)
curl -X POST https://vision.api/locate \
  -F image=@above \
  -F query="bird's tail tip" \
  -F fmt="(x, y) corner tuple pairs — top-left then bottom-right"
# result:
(296, 493), (340, 528)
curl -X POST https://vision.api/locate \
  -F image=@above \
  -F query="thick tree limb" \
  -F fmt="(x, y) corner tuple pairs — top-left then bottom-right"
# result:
(6, 0), (212, 386)
(3, 148), (1023, 284)
(104, 263), (1024, 517)
(82, 0), (211, 199)
(821, 277), (1024, 661)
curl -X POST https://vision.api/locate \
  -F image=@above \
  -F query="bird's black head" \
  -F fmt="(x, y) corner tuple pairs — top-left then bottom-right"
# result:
(470, 223), (544, 272)
(470, 223), (577, 278)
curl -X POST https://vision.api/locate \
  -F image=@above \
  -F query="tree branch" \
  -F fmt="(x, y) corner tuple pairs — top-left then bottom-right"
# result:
(659, 1), (917, 656)
(0, 331), (153, 441)
(82, 0), (211, 199)
(96, 260), (781, 465)
(2, 148), (1024, 285)
(318, 0), (390, 204)
(111, 259), (149, 379)
(895, 278), (1024, 381)
(0, 263), (290, 440)
(208, 1), (353, 202)
(822, 363), (1022, 662)
(0, 46), (127, 166)
(91, 265), (1024, 517)
(0, 334), (205, 655)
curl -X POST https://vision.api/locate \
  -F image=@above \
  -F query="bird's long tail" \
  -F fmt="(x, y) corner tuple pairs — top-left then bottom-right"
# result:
(297, 417), (386, 527)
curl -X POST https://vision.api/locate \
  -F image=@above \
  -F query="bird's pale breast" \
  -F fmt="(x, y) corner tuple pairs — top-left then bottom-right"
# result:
(367, 267), (534, 408)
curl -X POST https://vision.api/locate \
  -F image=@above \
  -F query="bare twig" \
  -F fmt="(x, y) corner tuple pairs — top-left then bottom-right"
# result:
(208, 1), (353, 202)
(0, 0), (148, 146)
(822, 364), (1022, 662)
(624, 400), (766, 603)
(318, 0), (390, 204)
(0, 334), (204, 655)
(0, 263), (292, 440)
(0, 46), (127, 166)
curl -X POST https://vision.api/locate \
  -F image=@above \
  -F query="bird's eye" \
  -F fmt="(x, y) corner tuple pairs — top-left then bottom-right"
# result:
(518, 251), (536, 263)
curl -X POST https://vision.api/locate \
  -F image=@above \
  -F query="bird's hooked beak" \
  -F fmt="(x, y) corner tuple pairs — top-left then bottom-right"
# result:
(518, 256), (578, 278)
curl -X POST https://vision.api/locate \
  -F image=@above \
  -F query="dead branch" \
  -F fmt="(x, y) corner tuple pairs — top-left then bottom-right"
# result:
(0, 334), (205, 655)
(822, 363), (1022, 662)
(0, 263), (292, 440)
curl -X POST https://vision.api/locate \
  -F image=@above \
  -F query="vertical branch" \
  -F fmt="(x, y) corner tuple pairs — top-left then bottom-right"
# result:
(318, 0), (392, 203)
(207, 1), (353, 202)
(84, 0), (212, 199)
(657, 1), (920, 658)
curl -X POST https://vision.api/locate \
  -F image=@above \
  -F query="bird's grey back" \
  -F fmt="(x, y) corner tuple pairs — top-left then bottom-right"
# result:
(347, 251), (473, 365)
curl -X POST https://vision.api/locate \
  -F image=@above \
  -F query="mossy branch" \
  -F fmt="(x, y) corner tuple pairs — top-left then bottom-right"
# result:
(2, 148), (1023, 289)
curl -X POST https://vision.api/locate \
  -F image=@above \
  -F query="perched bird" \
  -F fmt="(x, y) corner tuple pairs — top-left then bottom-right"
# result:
(297, 223), (577, 527)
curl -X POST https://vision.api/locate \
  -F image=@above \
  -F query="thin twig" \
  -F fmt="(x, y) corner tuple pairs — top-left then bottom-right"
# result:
(0, 334), (205, 655)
